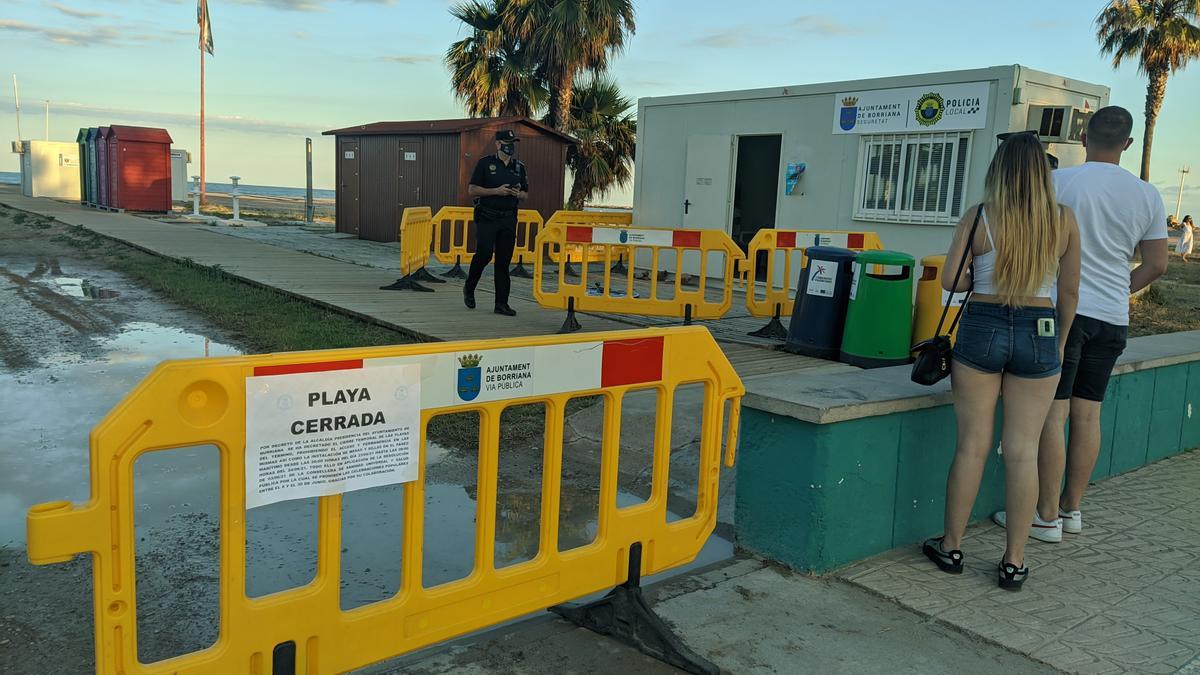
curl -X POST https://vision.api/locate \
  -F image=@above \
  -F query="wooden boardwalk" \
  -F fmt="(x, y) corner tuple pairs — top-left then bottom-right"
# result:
(0, 188), (854, 380)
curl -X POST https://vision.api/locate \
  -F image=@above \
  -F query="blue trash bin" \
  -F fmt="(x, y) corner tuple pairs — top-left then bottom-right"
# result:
(783, 246), (858, 359)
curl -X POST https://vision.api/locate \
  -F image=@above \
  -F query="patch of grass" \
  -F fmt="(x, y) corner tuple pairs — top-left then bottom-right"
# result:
(1129, 277), (1200, 338)
(52, 227), (412, 352)
(197, 203), (334, 226)
(1163, 256), (1200, 286)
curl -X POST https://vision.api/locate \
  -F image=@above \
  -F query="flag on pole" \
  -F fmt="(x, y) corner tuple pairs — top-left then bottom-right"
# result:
(198, 0), (214, 55)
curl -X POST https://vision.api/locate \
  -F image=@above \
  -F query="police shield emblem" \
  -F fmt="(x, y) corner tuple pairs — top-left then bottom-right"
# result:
(457, 354), (482, 401)
(839, 96), (858, 131)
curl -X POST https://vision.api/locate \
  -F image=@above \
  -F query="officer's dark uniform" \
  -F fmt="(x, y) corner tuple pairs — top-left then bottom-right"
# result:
(465, 131), (529, 313)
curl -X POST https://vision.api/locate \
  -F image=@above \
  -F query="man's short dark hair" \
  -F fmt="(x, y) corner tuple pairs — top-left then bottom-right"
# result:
(1086, 106), (1133, 149)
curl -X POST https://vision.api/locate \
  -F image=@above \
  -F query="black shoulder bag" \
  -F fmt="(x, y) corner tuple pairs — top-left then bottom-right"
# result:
(910, 207), (982, 386)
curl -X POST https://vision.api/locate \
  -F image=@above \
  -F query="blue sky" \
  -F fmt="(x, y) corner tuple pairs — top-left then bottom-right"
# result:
(1, 0), (1197, 215)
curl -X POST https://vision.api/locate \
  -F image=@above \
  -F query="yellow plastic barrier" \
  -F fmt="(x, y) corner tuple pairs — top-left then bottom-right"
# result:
(26, 327), (743, 675)
(545, 210), (634, 269)
(510, 210), (545, 278)
(743, 229), (884, 339)
(431, 206), (545, 278)
(534, 222), (746, 332)
(380, 207), (444, 291)
(912, 254), (965, 347)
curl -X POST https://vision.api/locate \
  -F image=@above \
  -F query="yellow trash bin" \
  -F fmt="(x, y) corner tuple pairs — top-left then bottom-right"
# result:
(911, 255), (966, 347)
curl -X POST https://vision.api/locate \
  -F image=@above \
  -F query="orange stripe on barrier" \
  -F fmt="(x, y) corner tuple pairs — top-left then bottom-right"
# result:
(600, 336), (664, 387)
(253, 359), (364, 377)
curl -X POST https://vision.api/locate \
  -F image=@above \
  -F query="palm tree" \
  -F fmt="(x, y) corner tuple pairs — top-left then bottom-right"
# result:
(1096, 0), (1200, 181)
(446, 0), (547, 117)
(564, 75), (636, 209)
(504, 0), (636, 131)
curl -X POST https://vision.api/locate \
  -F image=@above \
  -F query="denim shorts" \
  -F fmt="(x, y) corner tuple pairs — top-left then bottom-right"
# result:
(952, 302), (1061, 378)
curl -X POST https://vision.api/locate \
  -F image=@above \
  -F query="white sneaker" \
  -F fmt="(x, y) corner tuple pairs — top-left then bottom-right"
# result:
(992, 510), (1063, 543)
(1059, 509), (1082, 534)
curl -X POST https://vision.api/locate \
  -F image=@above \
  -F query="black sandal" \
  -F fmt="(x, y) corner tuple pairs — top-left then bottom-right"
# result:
(922, 537), (963, 574)
(998, 561), (1028, 591)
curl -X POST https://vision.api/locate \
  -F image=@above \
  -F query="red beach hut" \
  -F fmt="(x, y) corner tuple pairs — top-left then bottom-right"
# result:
(107, 125), (173, 212)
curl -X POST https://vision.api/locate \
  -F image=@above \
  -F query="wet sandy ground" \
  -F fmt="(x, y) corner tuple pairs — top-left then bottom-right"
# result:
(0, 207), (730, 673)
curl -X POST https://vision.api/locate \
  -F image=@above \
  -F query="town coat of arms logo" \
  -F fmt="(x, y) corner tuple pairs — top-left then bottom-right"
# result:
(839, 96), (859, 131)
(457, 353), (482, 401)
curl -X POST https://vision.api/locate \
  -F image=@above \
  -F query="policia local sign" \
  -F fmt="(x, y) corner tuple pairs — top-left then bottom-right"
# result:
(833, 81), (989, 134)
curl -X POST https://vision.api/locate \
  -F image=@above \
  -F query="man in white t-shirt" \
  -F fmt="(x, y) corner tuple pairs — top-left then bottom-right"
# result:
(994, 106), (1169, 542)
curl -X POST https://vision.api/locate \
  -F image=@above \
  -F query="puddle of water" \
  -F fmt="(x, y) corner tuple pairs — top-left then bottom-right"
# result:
(0, 321), (239, 545)
(51, 277), (120, 299)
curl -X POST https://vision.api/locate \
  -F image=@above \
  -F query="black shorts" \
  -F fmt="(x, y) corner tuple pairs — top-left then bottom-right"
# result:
(1055, 315), (1128, 401)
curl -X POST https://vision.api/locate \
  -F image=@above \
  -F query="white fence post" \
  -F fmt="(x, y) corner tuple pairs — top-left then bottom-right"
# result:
(230, 175), (241, 223)
(191, 175), (201, 216)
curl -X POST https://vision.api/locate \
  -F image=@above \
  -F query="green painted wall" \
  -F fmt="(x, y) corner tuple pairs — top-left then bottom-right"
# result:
(736, 361), (1199, 573)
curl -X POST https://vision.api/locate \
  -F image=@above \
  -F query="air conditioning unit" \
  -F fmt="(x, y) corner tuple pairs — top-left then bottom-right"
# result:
(1027, 106), (1093, 144)
(11, 140), (27, 154)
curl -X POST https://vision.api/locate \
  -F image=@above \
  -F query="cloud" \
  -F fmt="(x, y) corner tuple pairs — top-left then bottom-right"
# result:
(0, 96), (328, 137)
(231, 0), (394, 12)
(0, 19), (183, 46)
(44, 2), (106, 19)
(787, 15), (860, 36)
(690, 15), (861, 48)
(293, 31), (310, 39)
(1029, 20), (1070, 31)
(378, 54), (436, 64)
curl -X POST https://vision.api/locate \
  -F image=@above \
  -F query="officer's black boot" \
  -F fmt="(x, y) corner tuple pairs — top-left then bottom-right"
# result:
(494, 304), (516, 316)
(463, 288), (476, 309)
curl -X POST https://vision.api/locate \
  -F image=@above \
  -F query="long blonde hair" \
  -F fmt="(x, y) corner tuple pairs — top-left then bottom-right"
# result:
(982, 133), (1062, 306)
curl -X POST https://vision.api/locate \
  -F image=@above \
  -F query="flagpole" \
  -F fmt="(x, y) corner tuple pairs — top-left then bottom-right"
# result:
(200, 32), (206, 205)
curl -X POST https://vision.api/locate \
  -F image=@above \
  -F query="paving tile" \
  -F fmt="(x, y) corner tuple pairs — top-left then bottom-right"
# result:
(838, 449), (1200, 674)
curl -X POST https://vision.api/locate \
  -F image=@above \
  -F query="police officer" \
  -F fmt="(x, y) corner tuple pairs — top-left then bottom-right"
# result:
(464, 130), (528, 316)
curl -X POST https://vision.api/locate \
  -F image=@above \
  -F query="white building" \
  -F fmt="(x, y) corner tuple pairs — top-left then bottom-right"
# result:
(633, 65), (1109, 271)
(12, 140), (82, 201)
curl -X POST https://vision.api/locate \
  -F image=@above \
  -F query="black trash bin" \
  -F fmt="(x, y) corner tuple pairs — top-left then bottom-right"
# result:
(783, 246), (858, 359)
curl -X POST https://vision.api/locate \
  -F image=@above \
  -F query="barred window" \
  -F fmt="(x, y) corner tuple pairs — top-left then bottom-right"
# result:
(853, 131), (972, 225)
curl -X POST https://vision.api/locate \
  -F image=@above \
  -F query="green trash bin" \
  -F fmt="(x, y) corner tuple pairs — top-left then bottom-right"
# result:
(840, 250), (916, 368)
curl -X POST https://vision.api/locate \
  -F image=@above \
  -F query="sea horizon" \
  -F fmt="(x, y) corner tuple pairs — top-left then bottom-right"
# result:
(0, 171), (335, 200)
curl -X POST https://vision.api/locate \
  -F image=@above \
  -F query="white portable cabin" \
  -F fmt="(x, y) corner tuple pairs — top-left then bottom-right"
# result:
(13, 140), (82, 200)
(633, 65), (1109, 278)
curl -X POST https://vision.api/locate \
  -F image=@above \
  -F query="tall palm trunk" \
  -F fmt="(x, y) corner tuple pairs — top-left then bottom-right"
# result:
(547, 70), (575, 131)
(1141, 67), (1169, 181)
(567, 173), (589, 210)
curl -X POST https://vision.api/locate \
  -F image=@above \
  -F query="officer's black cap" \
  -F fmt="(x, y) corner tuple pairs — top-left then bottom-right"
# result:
(494, 130), (521, 142)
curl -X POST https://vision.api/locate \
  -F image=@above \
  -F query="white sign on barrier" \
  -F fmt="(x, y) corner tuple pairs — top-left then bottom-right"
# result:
(244, 364), (422, 508)
(592, 228), (673, 247)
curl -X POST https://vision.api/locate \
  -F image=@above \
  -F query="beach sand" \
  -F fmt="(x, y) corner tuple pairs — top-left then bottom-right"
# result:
(176, 192), (335, 225)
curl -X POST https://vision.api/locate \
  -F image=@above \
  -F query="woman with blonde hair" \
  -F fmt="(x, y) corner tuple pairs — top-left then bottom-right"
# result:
(923, 132), (1081, 591)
